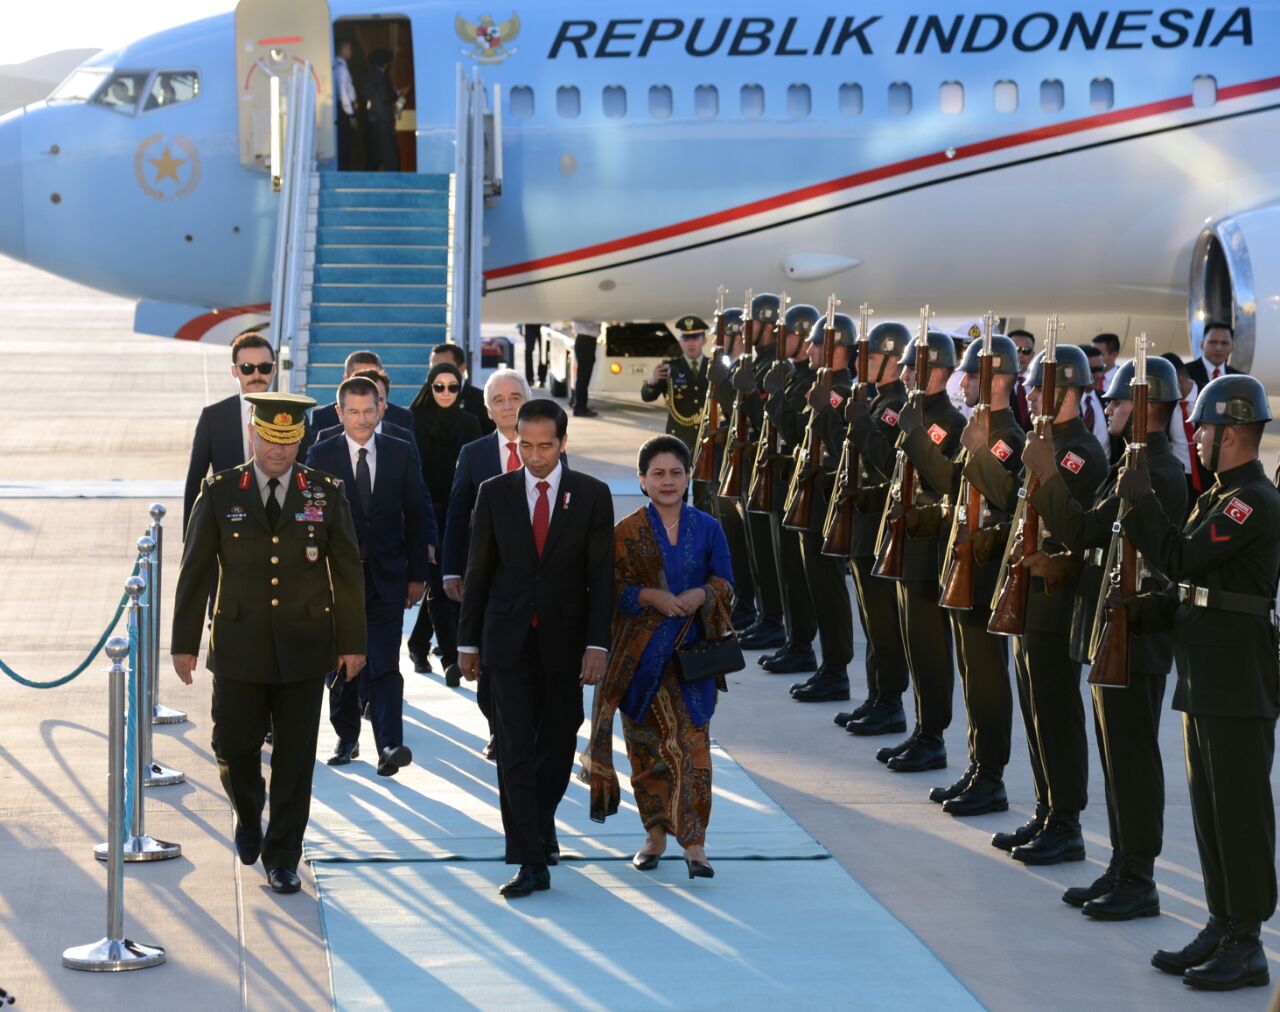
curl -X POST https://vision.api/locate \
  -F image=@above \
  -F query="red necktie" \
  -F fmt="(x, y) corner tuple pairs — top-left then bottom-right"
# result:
(531, 480), (551, 627)
(505, 441), (520, 472)
(1015, 381), (1029, 428)
(1212, 366), (1221, 381)
(1084, 394), (1096, 433)
(1181, 401), (1204, 493)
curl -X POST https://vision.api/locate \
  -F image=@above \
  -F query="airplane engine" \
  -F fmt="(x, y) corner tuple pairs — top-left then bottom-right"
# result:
(1189, 207), (1280, 388)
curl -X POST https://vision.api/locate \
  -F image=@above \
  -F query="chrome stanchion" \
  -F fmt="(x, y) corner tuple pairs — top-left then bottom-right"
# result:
(96, 567), (180, 863)
(148, 504), (187, 725)
(137, 535), (184, 788)
(64, 635), (165, 971)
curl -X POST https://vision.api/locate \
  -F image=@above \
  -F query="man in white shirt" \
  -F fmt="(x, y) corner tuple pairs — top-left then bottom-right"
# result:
(1080, 343), (1111, 451)
(1161, 351), (1203, 516)
(1186, 322), (1243, 390)
(1092, 332), (1121, 391)
(334, 41), (358, 170)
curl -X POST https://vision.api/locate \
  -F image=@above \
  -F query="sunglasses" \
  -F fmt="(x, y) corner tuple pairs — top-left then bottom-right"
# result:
(433, 382), (460, 393)
(237, 361), (274, 375)
(1017, 348), (1033, 355)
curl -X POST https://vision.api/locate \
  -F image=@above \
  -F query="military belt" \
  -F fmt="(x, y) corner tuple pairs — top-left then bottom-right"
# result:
(1176, 582), (1276, 618)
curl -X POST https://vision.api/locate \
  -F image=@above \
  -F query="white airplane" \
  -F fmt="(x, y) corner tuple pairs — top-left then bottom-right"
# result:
(0, 1), (1276, 379)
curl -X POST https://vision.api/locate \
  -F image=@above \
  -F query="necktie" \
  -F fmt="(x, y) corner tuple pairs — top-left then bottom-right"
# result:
(1084, 394), (1096, 433)
(506, 441), (520, 472)
(356, 447), (372, 515)
(1181, 401), (1204, 493)
(532, 480), (551, 557)
(264, 477), (281, 528)
(1212, 366), (1221, 380)
(1015, 381), (1029, 428)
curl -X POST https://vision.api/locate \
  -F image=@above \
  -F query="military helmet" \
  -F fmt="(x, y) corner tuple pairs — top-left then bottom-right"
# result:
(750, 292), (782, 324)
(865, 321), (911, 357)
(1102, 357), (1181, 403)
(900, 331), (958, 371)
(809, 312), (857, 347)
(675, 314), (709, 336)
(1026, 344), (1094, 390)
(785, 303), (821, 338)
(719, 307), (744, 334)
(957, 335), (1019, 376)
(1190, 374), (1273, 425)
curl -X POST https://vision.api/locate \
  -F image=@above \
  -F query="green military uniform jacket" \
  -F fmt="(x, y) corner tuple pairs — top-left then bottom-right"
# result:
(763, 361), (815, 514)
(1124, 459), (1280, 718)
(172, 461), (367, 683)
(895, 390), (966, 583)
(849, 378), (909, 558)
(772, 367), (853, 535)
(640, 353), (709, 450)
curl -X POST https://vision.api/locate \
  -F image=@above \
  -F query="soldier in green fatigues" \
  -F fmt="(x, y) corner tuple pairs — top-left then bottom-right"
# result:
(1117, 374), (1278, 991)
(930, 336), (1025, 814)
(874, 332), (965, 772)
(1024, 357), (1185, 918)
(986, 345), (1108, 865)
(171, 393), (367, 894)
(842, 323), (913, 735)
(641, 315), (711, 512)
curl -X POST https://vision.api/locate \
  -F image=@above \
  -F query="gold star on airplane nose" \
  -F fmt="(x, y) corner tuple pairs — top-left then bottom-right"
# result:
(148, 146), (185, 184)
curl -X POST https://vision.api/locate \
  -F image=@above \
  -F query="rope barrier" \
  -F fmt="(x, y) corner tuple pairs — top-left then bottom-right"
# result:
(0, 561), (140, 688)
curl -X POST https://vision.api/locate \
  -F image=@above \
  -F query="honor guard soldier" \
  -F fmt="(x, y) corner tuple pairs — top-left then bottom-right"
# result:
(641, 315), (711, 454)
(171, 393), (367, 894)
(841, 322), (914, 734)
(988, 344), (1108, 864)
(873, 331), (965, 771)
(758, 303), (821, 674)
(1118, 374), (1278, 991)
(931, 334), (1025, 813)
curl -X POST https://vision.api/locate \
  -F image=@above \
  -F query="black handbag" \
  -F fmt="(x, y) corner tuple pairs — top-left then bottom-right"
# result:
(673, 612), (745, 688)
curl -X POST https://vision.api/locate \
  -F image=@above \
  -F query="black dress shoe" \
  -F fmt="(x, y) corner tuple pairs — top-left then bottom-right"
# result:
(791, 667), (850, 702)
(1011, 812), (1085, 865)
(991, 805), (1048, 852)
(875, 728), (919, 764)
(499, 864), (551, 897)
(929, 761), (976, 803)
(234, 822), (262, 866)
(1152, 917), (1227, 975)
(731, 608), (758, 634)
(482, 736), (497, 761)
(377, 744), (413, 777)
(1182, 922), (1269, 991)
(268, 867), (301, 894)
(761, 647), (818, 674)
(410, 651), (432, 674)
(739, 620), (786, 650)
(573, 408), (599, 418)
(886, 733), (946, 773)
(848, 696), (907, 737)
(685, 858), (715, 879)
(834, 697), (876, 727)
(942, 772), (1009, 816)
(444, 663), (462, 688)
(1082, 877), (1160, 921)
(632, 852), (661, 871)
(327, 740), (360, 766)
(1062, 855), (1123, 907)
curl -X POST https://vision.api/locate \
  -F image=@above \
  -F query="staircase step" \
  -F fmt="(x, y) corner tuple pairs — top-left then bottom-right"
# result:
(310, 321), (448, 343)
(315, 264), (447, 285)
(315, 245), (449, 266)
(320, 171), (451, 191)
(318, 226), (448, 247)
(318, 207), (449, 228)
(319, 189), (450, 210)
(311, 303), (447, 325)
(307, 362), (432, 389)
(312, 284), (446, 306)
(307, 346), (437, 369)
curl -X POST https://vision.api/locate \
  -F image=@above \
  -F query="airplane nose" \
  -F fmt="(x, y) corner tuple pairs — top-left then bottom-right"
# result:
(0, 109), (25, 262)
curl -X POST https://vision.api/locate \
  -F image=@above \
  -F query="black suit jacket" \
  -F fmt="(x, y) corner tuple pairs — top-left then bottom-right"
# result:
(304, 401), (415, 454)
(184, 394), (246, 535)
(313, 418), (418, 452)
(458, 467), (614, 672)
(1185, 358), (1242, 392)
(305, 432), (435, 604)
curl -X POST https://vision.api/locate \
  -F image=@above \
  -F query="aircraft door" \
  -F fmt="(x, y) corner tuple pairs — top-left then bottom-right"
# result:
(235, 0), (336, 170)
(333, 16), (417, 172)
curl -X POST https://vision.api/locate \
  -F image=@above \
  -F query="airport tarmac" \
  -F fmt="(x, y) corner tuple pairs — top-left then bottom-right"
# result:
(0, 252), (1277, 1010)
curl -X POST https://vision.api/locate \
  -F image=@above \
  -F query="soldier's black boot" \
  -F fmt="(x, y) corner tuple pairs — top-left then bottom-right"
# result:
(791, 665), (850, 702)
(1152, 917), (1226, 975)
(1182, 921), (1270, 991)
(1011, 810), (1086, 865)
(942, 769), (1009, 816)
(1082, 856), (1159, 920)
(739, 618), (786, 650)
(875, 725), (919, 764)
(991, 804), (1048, 852)
(731, 605), (758, 634)
(762, 644), (818, 674)
(848, 693), (908, 737)
(929, 760), (976, 803)
(834, 697), (876, 727)
(887, 730), (946, 772)
(1062, 853), (1123, 908)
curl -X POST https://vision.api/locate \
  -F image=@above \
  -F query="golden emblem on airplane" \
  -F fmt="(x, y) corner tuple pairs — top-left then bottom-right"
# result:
(455, 12), (520, 63)
(133, 133), (201, 200)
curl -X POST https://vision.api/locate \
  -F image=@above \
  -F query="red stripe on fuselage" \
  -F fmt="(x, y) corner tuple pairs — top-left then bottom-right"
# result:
(484, 74), (1280, 282)
(174, 303), (271, 342)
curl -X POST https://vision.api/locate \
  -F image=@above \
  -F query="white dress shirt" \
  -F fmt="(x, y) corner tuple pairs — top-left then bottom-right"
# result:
(334, 56), (357, 117)
(1200, 356), (1229, 382)
(252, 462), (289, 508)
(1082, 389), (1109, 448)
(240, 395), (253, 463)
(345, 433), (376, 489)
(1169, 380), (1200, 474)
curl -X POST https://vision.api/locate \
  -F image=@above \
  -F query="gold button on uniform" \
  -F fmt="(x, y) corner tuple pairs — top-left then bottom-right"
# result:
(271, 577), (279, 586)
(232, 532), (240, 539)
(271, 599), (279, 607)
(272, 536), (280, 544)
(271, 556), (279, 565)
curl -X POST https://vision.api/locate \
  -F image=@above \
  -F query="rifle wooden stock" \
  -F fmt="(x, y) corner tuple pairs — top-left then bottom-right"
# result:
(822, 335), (869, 557)
(747, 414), (777, 513)
(986, 486), (1036, 635)
(691, 298), (726, 482)
(718, 319), (756, 499)
(782, 296), (839, 529)
(940, 349), (994, 609)
(872, 452), (912, 578)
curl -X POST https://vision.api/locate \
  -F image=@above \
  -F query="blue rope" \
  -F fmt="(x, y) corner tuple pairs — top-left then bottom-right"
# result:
(0, 561), (140, 688)
(123, 616), (138, 834)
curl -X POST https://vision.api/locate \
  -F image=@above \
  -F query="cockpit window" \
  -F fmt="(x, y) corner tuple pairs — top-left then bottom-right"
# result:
(91, 71), (151, 112)
(145, 71), (200, 111)
(48, 68), (108, 103)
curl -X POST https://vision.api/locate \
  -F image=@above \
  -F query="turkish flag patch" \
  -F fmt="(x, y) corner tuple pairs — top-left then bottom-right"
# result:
(928, 423), (947, 445)
(992, 439), (1013, 461)
(830, 391), (844, 409)
(1224, 496), (1254, 524)
(1061, 451), (1085, 474)
(881, 408), (900, 426)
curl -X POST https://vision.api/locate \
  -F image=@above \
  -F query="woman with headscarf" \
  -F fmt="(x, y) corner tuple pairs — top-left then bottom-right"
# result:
(408, 362), (481, 683)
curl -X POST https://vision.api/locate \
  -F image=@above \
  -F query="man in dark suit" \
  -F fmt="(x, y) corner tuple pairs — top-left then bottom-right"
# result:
(429, 343), (495, 436)
(1186, 321), (1244, 391)
(458, 399), (614, 898)
(363, 48), (399, 172)
(306, 376), (435, 776)
(312, 367), (416, 450)
(304, 353), (414, 452)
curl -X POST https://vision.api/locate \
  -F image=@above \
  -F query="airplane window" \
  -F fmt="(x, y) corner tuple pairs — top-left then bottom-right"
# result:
(940, 81), (963, 115)
(839, 83), (863, 116)
(144, 71), (199, 112)
(741, 84), (764, 118)
(695, 84), (718, 118)
(602, 85), (626, 118)
(994, 80), (1018, 114)
(510, 85), (534, 119)
(787, 84), (811, 118)
(91, 71), (150, 113)
(1040, 79), (1064, 112)
(48, 68), (108, 103)
(888, 82), (912, 116)
(1192, 75), (1217, 108)
(1090, 77), (1114, 112)
(555, 85), (578, 118)
(649, 85), (672, 119)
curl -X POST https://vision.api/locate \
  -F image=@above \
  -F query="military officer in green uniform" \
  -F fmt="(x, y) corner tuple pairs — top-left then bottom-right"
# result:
(641, 315), (711, 452)
(1024, 356), (1185, 916)
(172, 392), (366, 894)
(1117, 374), (1278, 991)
